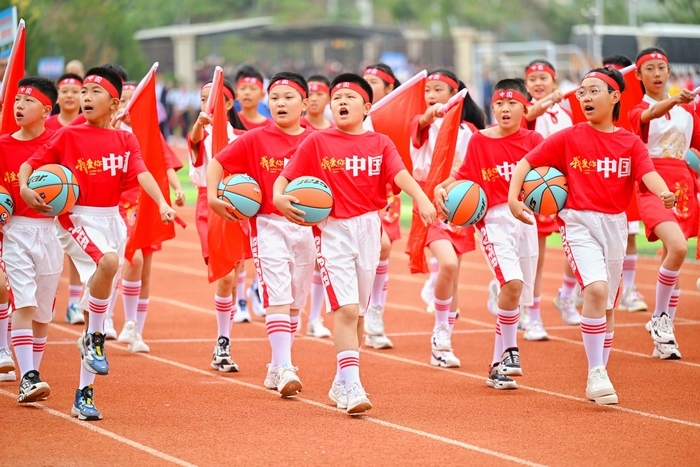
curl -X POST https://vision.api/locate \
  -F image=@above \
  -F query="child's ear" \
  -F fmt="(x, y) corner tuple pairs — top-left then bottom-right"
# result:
(363, 101), (372, 115)
(224, 98), (234, 112)
(110, 97), (120, 110)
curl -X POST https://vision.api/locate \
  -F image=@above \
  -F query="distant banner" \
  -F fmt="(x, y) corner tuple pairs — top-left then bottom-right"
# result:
(38, 56), (65, 79)
(0, 6), (17, 59)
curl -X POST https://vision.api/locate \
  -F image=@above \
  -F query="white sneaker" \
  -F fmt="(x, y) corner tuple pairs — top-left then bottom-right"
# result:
(645, 312), (676, 344)
(0, 370), (16, 382)
(233, 299), (252, 323)
(364, 334), (394, 349)
(264, 364), (279, 389)
(346, 382), (372, 414)
(307, 319), (332, 338)
(0, 347), (15, 373)
(103, 318), (118, 340)
(431, 323), (452, 352)
(617, 286), (647, 312)
(652, 341), (682, 360)
(364, 305), (385, 336)
(328, 379), (348, 410)
(430, 349), (461, 368)
(572, 283), (584, 308)
(247, 285), (265, 317)
(128, 332), (150, 353)
(524, 319), (549, 341)
(586, 365), (618, 405)
(553, 291), (581, 326)
(420, 280), (434, 312)
(276, 365), (302, 397)
(487, 279), (499, 317)
(518, 305), (530, 330)
(117, 320), (137, 345)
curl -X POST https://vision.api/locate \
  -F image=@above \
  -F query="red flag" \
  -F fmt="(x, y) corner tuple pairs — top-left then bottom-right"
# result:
(205, 67), (248, 283)
(368, 70), (427, 173)
(406, 90), (467, 274)
(121, 63), (175, 262)
(0, 19), (25, 135)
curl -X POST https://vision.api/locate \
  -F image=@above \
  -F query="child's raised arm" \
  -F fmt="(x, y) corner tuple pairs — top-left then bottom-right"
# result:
(507, 158), (535, 225)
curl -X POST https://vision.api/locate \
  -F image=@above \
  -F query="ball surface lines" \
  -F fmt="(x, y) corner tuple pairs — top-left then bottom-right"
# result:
(0, 185), (14, 226)
(27, 164), (79, 216)
(522, 166), (568, 216)
(283, 176), (333, 226)
(217, 174), (262, 220)
(444, 180), (487, 226)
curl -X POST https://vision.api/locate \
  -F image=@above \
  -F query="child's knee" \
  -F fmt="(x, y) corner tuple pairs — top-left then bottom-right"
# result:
(438, 258), (459, 280)
(583, 281), (607, 302)
(130, 250), (144, 270)
(500, 280), (523, 301)
(334, 306), (359, 326)
(97, 253), (120, 277)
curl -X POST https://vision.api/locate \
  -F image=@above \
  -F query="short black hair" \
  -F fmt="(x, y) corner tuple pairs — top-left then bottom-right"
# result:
(364, 62), (401, 87)
(18, 76), (58, 106)
(525, 59), (556, 74)
(268, 71), (308, 98)
(493, 78), (528, 96)
(583, 67), (626, 121)
(235, 64), (264, 85)
(307, 74), (330, 87)
(602, 54), (633, 69)
(330, 73), (373, 103)
(56, 73), (83, 84)
(100, 63), (128, 82)
(427, 68), (459, 91)
(84, 66), (123, 98)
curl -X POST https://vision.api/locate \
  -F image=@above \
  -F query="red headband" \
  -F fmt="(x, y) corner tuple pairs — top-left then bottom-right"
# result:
(582, 72), (620, 92)
(236, 76), (263, 91)
(636, 52), (668, 69)
(525, 64), (556, 78)
(269, 79), (307, 98)
(491, 89), (529, 106)
(122, 84), (136, 92)
(58, 78), (82, 88)
(331, 81), (370, 103)
(84, 74), (119, 99)
(427, 73), (458, 90)
(17, 86), (53, 107)
(202, 82), (234, 101)
(308, 83), (330, 95)
(364, 68), (395, 85)
(604, 63), (624, 71)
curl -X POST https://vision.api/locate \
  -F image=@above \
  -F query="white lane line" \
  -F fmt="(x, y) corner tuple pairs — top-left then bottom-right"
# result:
(46, 337), (270, 345)
(0, 389), (197, 467)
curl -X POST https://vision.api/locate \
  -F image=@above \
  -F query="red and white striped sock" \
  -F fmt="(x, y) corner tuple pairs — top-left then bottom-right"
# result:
(433, 297), (451, 327)
(121, 280), (141, 322)
(266, 314), (292, 367)
(11, 329), (34, 377)
(653, 267), (680, 318)
(79, 359), (96, 388)
(369, 260), (389, 308)
(559, 275), (577, 298)
(137, 298), (149, 334)
(68, 285), (82, 307)
(6, 316), (11, 349)
(215, 294), (233, 339)
(668, 289), (680, 321)
(491, 321), (503, 366)
(0, 303), (9, 349)
(622, 254), (637, 290)
(337, 350), (360, 387)
(87, 295), (110, 334)
(236, 272), (246, 303)
(33, 336), (47, 371)
(380, 275), (389, 308)
(448, 310), (458, 335)
(529, 296), (541, 322)
(603, 331), (614, 367)
(309, 271), (324, 322)
(580, 316), (606, 370)
(289, 314), (299, 346)
(498, 308), (520, 350)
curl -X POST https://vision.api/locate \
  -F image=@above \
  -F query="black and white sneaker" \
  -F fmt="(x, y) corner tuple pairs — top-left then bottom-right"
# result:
(498, 347), (523, 376)
(487, 364), (517, 389)
(211, 336), (239, 372)
(18, 370), (51, 403)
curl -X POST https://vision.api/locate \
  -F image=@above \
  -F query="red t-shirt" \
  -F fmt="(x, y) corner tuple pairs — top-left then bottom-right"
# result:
(238, 113), (272, 130)
(0, 129), (55, 218)
(300, 116), (335, 130)
(525, 123), (655, 214)
(44, 115), (64, 131)
(455, 128), (544, 207)
(69, 113), (87, 126)
(28, 125), (148, 208)
(282, 128), (406, 219)
(215, 125), (315, 216)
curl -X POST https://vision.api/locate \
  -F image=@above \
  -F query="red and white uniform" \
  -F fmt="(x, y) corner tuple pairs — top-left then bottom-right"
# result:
(0, 130), (62, 323)
(526, 123), (655, 308)
(282, 128), (405, 315)
(629, 95), (700, 241)
(456, 128), (543, 304)
(216, 125), (316, 309)
(238, 113), (272, 130)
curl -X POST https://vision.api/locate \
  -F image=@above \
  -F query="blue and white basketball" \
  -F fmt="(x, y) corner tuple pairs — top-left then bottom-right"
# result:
(217, 174), (262, 220)
(0, 185), (14, 226)
(27, 164), (79, 216)
(685, 149), (700, 175)
(444, 180), (487, 226)
(283, 176), (333, 226)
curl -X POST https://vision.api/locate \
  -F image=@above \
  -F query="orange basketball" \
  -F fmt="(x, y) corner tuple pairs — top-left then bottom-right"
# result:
(27, 164), (79, 216)
(444, 180), (487, 226)
(0, 185), (14, 226)
(283, 176), (333, 225)
(217, 174), (262, 219)
(521, 166), (568, 215)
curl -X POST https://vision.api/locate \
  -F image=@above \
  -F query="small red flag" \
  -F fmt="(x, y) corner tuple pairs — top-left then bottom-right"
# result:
(0, 19), (25, 135)
(406, 90), (467, 274)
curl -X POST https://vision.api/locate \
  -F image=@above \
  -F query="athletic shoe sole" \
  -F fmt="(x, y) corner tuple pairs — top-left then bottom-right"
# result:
(364, 335), (393, 349)
(347, 398), (373, 414)
(586, 390), (618, 405)
(486, 378), (518, 390)
(430, 353), (461, 368)
(71, 406), (103, 421)
(328, 387), (348, 410)
(278, 377), (303, 397)
(0, 361), (15, 373)
(498, 366), (523, 377)
(18, 383), (51, 403)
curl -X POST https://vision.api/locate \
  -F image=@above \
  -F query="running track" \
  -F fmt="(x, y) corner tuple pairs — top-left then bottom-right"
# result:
(3, 206), (699, 465)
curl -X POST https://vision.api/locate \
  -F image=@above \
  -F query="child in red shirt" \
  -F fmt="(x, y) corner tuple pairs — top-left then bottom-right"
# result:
(235, 64), (272, 130)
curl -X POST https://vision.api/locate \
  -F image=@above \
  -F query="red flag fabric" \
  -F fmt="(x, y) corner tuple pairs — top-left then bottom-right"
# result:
(0, 19), (25, 135)
(121, 63), (175, 262)
(368, 70), (427, 173)
(406, 90), (466, 274)
(205, 67), (248, 283)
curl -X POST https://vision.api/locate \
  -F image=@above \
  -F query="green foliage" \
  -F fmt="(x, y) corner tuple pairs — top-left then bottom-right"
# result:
(655, 0), (700, 23)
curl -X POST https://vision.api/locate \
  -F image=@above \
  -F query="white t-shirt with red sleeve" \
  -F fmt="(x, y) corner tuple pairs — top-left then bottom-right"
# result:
(525, 123), (655, 214)
(215, 125), (315, 216)
(455, 128), (544, 207)
(27, 125), (148, 208)
(409, 115), (474, 182)
(282, 128), (406, 219)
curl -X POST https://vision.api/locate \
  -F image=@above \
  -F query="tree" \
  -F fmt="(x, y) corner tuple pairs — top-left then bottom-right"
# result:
(655, 0), (700, 23)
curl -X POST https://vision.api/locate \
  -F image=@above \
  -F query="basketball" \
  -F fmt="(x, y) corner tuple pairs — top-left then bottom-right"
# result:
(27, 164), (79, 216)
(521, 166), (568, 216)
(0, 185), (14, 226)
(444, 180), (487, 226)
(283, 176), (333, 226)
(685, 149), (700, 175)
(217, 174), (262, 220)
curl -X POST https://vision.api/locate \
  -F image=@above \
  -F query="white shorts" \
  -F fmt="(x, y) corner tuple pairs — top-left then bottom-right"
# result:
(477, 205), (538, 306)
(313, 212), (381, 316)
(251, 214), (315, 309)
(627, 221), (640, 235)
(558, 209), (627, 309)
(2, 217), (63, 323)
